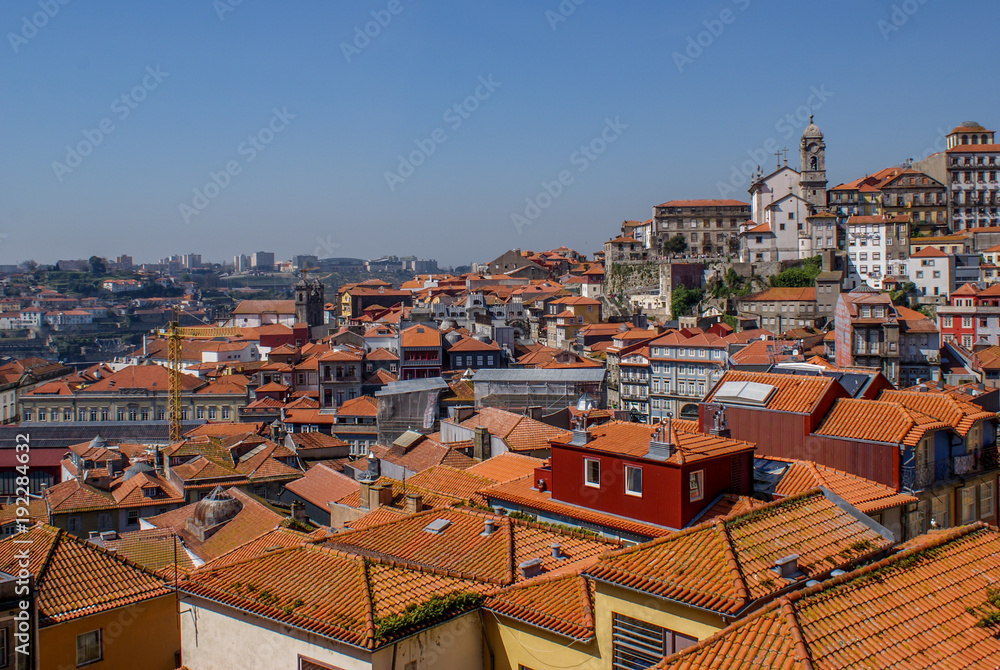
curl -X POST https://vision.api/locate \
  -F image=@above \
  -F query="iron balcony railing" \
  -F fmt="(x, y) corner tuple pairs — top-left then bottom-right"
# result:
(902, 444), (999, 491)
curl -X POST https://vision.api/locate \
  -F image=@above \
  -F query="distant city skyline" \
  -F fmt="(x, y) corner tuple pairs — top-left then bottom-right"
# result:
(2, 1), (997, 266)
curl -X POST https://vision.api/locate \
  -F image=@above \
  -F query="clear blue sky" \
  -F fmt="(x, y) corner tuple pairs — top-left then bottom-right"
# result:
(1, 0), (996, 267)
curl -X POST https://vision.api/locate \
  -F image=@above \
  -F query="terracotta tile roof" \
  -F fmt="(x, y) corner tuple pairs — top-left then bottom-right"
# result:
(481, 475), (675, 539)
(146, 487), (286, 561)
(814, 398), (949, 446)
(657, 523), (1000, 669)
(180, 542), (488, 649)
(740, 287), (816, 302)
(466, 453), (546, 483)
(447, 335), (501, 352)
(878, 389), (995, 437)
(231, 299), (296, 315)
(0, 524), (171, 626)
(89, 527), (197, 574)
(765, 457), (918, 513)
(554, 420), (754, 465)
(691, 493), (769, 525)
(333, 476), (456, 510)
(485, 572), (595, 642)
(284, 462), (360, 509)
(365, 347), (399, 361)
(587, 490), (893, 616)
(404, 465), (494, 504)
(400, 324), (442, 348)
(345, 505), (409, 530)
(336, 395), (377, 417)
(198, 526), (312, 571)
(451, 408), (565, 453)
(327, 507), (614, 586)
(287, 432), (349, 451)
(706, 370), (836, 414)
(0, 499), (46, 527)
(84, 364), (204, 392)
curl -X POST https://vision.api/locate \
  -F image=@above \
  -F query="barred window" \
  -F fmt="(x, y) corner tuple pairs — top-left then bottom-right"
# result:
(612, 613), (696, 670)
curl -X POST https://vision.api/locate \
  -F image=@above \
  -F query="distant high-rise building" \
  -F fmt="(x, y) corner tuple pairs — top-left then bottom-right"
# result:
(183, 253), (202, 269)
(234, 254), (251, 273)
(251, 251), (275, 271)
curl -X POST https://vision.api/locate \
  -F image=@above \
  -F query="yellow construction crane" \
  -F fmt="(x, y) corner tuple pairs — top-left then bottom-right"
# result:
(164, 309), (244, 441)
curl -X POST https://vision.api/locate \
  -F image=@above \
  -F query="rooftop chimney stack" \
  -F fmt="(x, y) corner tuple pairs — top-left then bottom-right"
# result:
(550, 542), (562, 559)
(773, 554), (800, 580)
(481, 519), (496, 536)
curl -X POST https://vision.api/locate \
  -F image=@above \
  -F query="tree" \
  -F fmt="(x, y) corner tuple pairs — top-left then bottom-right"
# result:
(662, 235), (688, 257)
(89, 256), (107, 275)
(671, 285), (703, 320)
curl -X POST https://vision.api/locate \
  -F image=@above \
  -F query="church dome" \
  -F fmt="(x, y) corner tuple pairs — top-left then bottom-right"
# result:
(802, 116), (823, 139)
(192, 486), (242, 529)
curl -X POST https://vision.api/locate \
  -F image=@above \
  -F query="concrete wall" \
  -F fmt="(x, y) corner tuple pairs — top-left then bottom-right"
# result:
(42, 595), (179, 670)
(180, 596), (481, 670)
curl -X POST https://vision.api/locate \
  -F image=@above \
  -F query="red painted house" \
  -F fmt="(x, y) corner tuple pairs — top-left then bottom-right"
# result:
(538, 420), (755, 530)
(937, 282), (1000, 349)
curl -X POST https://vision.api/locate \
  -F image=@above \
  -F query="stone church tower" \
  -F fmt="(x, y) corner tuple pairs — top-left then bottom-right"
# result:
(799, 116), (827, 212)
(295, 278), (325, 328)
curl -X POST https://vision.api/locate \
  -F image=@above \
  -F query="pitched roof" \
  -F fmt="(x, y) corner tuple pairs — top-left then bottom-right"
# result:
(485, 572), (595, 642)
(878, 389), (995, 437)
(0, 524), (171, 626)
(284, 463), (360, 509)
(763, 457), (918, 513)
(587, 489), (893, 616)
(554, 420), (754, 465)
(656, 523), (1000, 669)
(705, 370), (836, 414)
(336, 395), (377, 417)
(451, 408), (565, 453)
(326, 507), (614, 586)
(400, 325), (442, 348)
(814, 398), (950, 446)
(466, 452), (546, 484)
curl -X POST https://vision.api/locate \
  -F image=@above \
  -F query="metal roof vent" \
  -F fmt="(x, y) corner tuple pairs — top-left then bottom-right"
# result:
(423, 518), (452, 534)
(550, 542), (563, 559)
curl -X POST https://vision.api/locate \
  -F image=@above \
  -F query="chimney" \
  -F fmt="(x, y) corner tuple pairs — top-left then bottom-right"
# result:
(527, 406), (543, 421)
(481, 519), (496, 536)
(290, 501), (307, 522)
(644, 416), (673, 461)
(405, 494), (423, 514)
(550, 542), (562, 559)
(369, 484), (392, 509)
(154, 447), (165, 476)
(453, 406), (475, 423)
(359, 480), (372, 510)
(773, 554), (800, 580)
(106, 458), (115, 477)
(473, 426), (490, 461)
(518, 557), (543, 579)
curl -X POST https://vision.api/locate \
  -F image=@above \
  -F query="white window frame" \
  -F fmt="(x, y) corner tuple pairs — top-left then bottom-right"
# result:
(981, 481), (995, 519)
(689, 470), (705, 502)
(584, 459), (600, 488)
(624, 465), (642, 497)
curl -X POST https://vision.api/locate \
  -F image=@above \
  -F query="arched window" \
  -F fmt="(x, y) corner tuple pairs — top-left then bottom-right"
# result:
(962, 134), (969, 144)
(810, 156), (818, 170)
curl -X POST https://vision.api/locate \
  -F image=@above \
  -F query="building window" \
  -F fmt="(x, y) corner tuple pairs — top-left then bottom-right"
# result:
(66, 516), (81, 532)
(981, 482), (995, 519)
(624, 466), (642, 497)
(127, 510), (139, 526)
(97, 513), (112, 530)
(208, 407), (218, 420)
(196, 407), (205, 420)
(689, 471), (704, 502)
(961, 486), (977, 524)
(611, 613), (697, 670)
(584, 459), (600, 488)
(76, 629), (102, 666)
(222, 406), (231, 420)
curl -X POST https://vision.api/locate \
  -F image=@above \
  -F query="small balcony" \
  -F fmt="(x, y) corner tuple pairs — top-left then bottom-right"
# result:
(901, 444), (999, 491)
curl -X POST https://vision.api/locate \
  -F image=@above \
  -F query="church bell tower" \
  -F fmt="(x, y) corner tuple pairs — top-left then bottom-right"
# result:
(799, 116), (827, 212)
